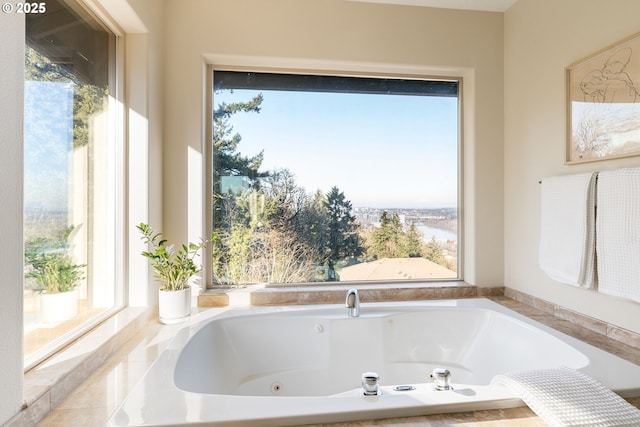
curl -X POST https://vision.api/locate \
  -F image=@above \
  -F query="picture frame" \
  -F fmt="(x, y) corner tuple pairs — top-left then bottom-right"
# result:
(566, 32), (640, 164)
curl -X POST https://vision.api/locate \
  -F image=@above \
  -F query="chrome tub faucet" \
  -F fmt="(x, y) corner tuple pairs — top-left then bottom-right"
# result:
(346, 288), (360, 317)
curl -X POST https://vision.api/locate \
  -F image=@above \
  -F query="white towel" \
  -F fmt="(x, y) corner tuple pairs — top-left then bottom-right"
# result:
(539, 173), (597, 288)
(597, 168), (640, 302)
(492, 367), (640, 427)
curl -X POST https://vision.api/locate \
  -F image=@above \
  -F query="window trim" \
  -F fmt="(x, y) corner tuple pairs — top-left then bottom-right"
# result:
(205, 65), (464, 288)
(23, 0), (126, 371)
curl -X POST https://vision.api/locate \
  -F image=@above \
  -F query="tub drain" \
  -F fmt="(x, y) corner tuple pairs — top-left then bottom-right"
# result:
(393, 385), (415, 391)
(271, 381), (284, 394)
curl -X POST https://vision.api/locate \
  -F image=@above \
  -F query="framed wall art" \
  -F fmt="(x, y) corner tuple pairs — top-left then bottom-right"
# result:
(566, 32), (640, 164)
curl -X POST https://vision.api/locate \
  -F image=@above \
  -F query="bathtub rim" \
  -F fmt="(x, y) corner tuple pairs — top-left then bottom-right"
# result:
(107, 298), (640, 427)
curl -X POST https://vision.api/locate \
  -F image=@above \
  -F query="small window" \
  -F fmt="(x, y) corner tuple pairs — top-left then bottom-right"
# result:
(211, 71), (459, 285)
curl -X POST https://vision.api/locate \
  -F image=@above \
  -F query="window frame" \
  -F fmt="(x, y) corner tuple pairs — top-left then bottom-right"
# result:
(205, 66), (464, 288)
(23, 0), (126, 370)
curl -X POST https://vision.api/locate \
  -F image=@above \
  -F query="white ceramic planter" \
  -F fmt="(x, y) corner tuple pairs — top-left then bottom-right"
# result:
(40, 290), (78, 323)
(158, 286), (191, 324)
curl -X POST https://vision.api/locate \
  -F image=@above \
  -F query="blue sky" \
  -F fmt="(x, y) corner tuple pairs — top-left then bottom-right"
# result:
(24, 81), (73, 212)
(215, 89), (459, 209)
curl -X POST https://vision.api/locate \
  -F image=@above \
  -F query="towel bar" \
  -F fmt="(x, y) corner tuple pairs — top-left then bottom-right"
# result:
(539, 173), (598, 184)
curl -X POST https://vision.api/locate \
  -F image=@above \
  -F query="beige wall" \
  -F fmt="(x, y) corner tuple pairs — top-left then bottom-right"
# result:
(0, 10), (25, 425)
(163, 0), (505, 286)
(504, 0), (640, 333)
(95, 0), (167, 306)
(125, 0), (166, 306)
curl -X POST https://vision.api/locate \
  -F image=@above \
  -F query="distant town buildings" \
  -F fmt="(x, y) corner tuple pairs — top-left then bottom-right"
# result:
(354, 207), (457, 230)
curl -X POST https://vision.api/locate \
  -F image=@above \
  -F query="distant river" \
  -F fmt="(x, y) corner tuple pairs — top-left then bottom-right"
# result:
(416, 225), (457, 242)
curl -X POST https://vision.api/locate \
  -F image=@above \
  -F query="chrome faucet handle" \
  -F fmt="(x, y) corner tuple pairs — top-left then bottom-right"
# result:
(431, 368), (452, 391)
(361, 372), (379, 396)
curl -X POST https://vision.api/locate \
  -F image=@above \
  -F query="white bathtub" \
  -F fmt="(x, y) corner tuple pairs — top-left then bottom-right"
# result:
(108, 298), (640, 426)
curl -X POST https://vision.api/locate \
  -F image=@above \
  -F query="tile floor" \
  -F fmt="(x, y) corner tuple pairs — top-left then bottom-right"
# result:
(34, 297), (640, 426)
(35, 319), (173, 427)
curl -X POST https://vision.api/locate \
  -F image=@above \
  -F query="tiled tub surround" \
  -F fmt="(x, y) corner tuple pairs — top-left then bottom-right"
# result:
(8, 307), (153, 427)
(24, 287), (640, 426)
(197, 281), (504, 307)
(108, 298), (640, 426)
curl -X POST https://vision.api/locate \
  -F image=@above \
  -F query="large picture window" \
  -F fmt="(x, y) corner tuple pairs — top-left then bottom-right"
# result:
(24, 0), (121, 367)
(211, 71), (459, 285)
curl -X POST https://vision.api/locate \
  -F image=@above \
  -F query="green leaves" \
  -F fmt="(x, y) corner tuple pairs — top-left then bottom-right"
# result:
(24, 225), (86, 294)
(137, 223), (207, 291)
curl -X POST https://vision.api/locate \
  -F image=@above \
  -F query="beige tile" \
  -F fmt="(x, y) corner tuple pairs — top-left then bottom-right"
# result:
(109, 326), (167, 364)
(23, 385), (49, 408)
(553, 306), (607, 335)
(477, 287), (505, 297)
(530, 298), (554, 315)
(608, 324), (640, 350)
(56, 361), (149, 410)
(313, 407), (546, 426)
(197, 291), (229, 307)
(432, 286), (474, 299)
(238, 282), (503, 308)
(251, 289), (299, 305)
(299, 289), (344, 304)
(6, 391), (51, 427)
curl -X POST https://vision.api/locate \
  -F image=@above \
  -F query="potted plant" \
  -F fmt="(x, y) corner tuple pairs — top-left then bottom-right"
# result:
(25, 226), (85, 323)
(137, 223), (207, 324)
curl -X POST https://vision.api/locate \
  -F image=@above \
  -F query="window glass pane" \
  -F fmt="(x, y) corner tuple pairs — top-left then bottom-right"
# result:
(212, 71), (459, 285)
(24, 0), (118, 365)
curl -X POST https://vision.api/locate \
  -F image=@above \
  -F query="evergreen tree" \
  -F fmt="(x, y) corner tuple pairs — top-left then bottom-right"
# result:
(213, 94), (265, 180)
(390, 213), (403, 246)
(296, 190), (330, 261)
(211, 93), (269, 283)
(369, 211), (402, 259)
(324, 187), (363, 271)
(368, 214), (428, 260)
(212, 93), (269, 225)
(401, 224), (424, 258)
(424, 236), (445, 265)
